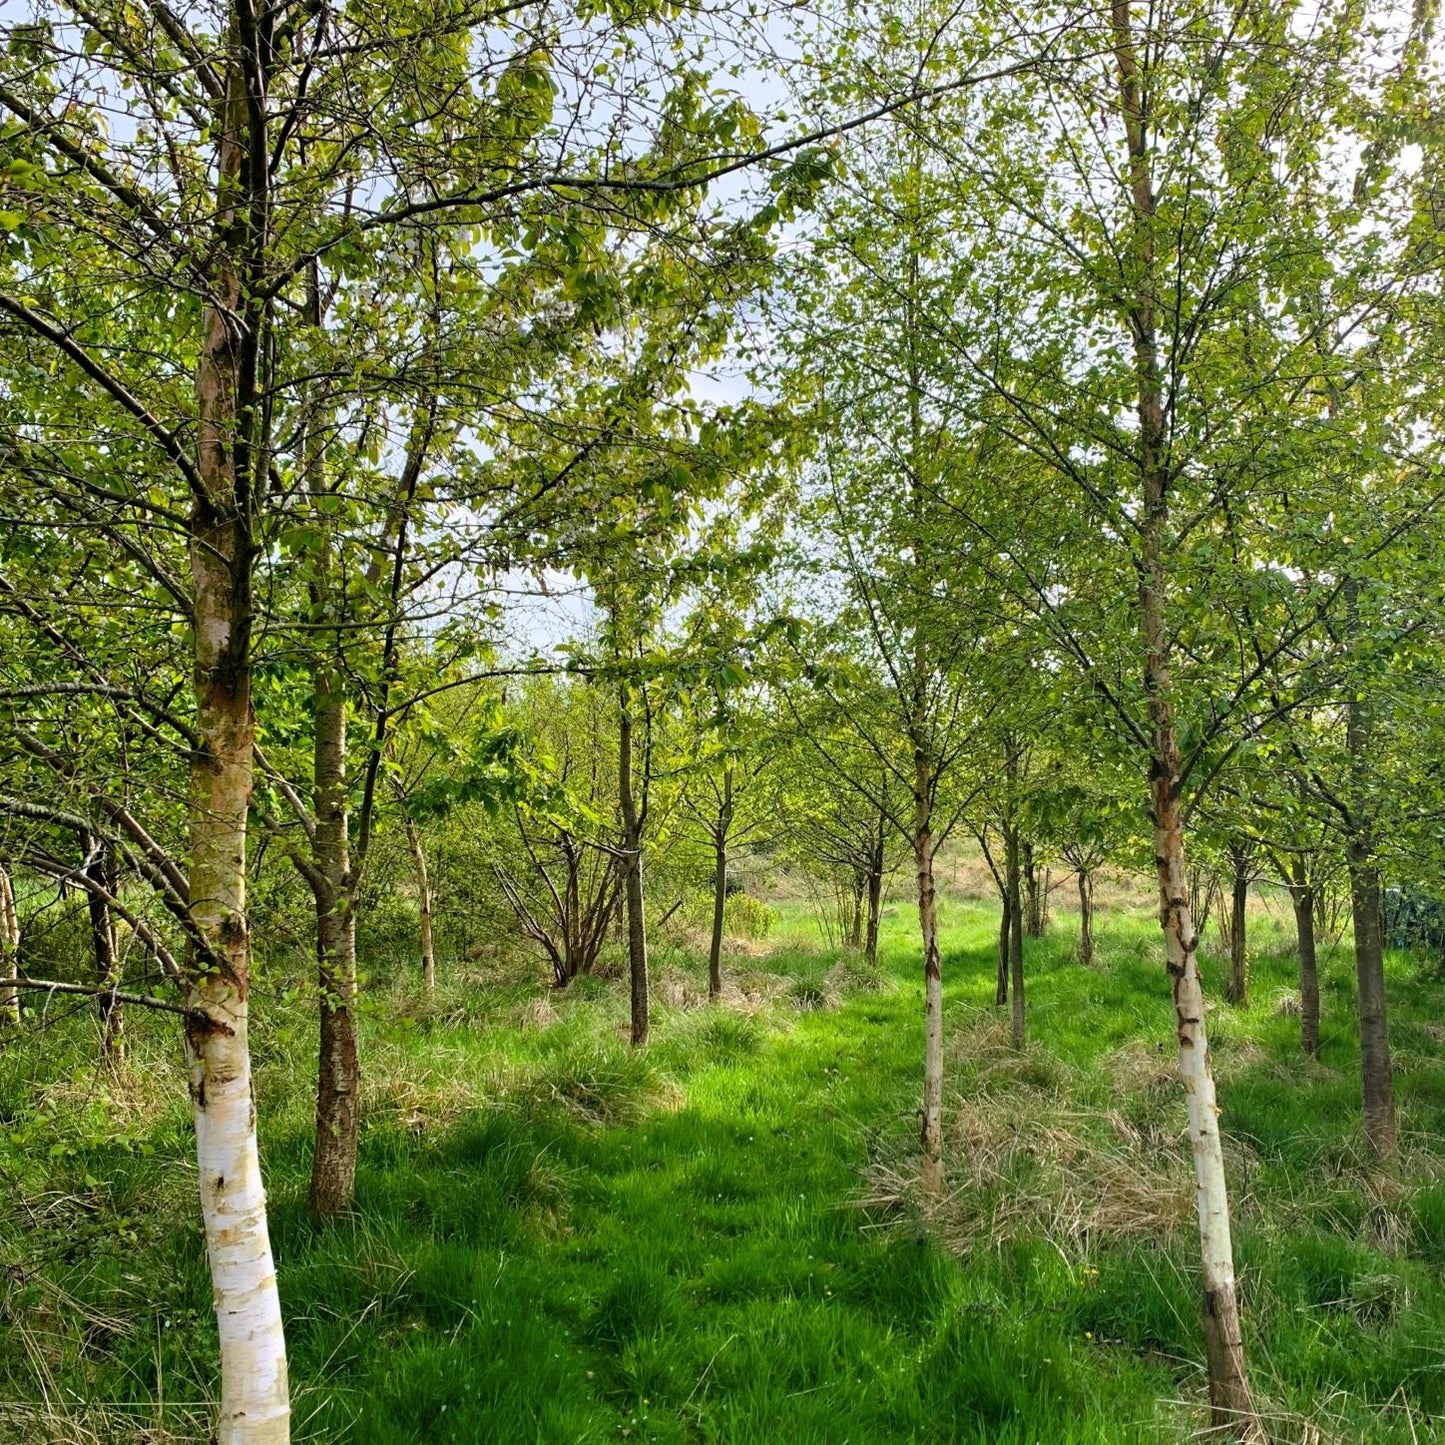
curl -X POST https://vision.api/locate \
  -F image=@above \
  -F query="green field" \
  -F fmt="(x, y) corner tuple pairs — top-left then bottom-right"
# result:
(3, 897), (1443, 1442)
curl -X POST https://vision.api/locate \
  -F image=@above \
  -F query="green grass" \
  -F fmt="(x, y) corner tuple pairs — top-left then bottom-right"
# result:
(3, 894), (1445, 1441)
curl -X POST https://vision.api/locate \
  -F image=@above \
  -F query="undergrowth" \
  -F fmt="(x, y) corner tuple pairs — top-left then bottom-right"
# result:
(2, 895), (1443, 1442)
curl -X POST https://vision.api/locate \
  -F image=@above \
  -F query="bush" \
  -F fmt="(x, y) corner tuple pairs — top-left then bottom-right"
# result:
(724, 892), (776, 941)
(678, 887), (777, 943)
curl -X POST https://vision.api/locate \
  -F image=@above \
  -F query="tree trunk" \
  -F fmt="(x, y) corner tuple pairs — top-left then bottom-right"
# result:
(1111, 1), (1259, 1426)
(185, 29), (289, 1436)
(1290, 874), (1320, 1058)
(1148, 749), (1256, 1435)
(187, 497), (290, 1441)
(864, 859), (883, 968)
(1078, 868), (1095, 967)
(618, 685), (649, 1047)
(1006, 827), (1025, 1050)
(996, 891), (1010, 1006)
(0, 865), (19, 1024)
(404, 815), (436, 998)
(307, 672), (359, 1219)
(1228, 850), (1249, 1007)
(1347, 839), (1395, 1159)
(1139, 618), (1255, 1431)
(1022, 840), (1045, 937)
(914, 751), (943, 1197)
(563, 835), (582, 981)
(83, 837), (123, 1062)
(848, 875), (864, 949)
(710, 765), (732, 999)
(1344, 588), (1396, 1161)
(709, 837), (726, 999)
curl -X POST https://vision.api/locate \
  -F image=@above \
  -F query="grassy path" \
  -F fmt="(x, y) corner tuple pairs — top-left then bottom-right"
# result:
(281, 907), (1184, 1443)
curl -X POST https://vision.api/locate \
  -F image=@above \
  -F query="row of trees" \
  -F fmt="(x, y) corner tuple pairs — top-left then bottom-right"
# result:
(762, 0), (1445, 1436)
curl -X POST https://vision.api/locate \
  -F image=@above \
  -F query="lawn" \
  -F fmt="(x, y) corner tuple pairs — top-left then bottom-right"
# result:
(2, 892), (1443, 1442)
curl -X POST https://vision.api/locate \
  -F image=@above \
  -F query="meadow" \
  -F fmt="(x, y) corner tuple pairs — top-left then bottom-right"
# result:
(3, 889), (1443, 1443)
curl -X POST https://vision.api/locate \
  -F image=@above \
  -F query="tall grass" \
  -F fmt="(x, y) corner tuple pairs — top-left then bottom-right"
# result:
(1, 889), (1442, 1441)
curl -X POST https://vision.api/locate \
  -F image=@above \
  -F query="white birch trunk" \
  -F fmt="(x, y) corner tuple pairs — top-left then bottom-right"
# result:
(189, 994), (290, 1444)
(185, 20), (289, 1435)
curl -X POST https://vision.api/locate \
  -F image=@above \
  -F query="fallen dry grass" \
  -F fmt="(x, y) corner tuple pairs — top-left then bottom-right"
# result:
(860, 1012), (1256, 1258)
(861, 1097), (1198, 1257)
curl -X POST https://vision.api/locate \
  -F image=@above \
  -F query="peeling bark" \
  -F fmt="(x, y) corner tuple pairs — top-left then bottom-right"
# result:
(186, 19), (289, 1437)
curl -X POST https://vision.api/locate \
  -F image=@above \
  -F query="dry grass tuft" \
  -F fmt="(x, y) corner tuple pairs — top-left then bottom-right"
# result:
(652, 971), (711, 1011)
(1105, 1040), (1179, 1097)
(511, 994), (558, 1029)
(0, 1398), (211, 1444)
(825, 955), (895, 996)
(364, 1052), (501, 1134)
(945, 1010), (1016, 1066)
(861, 1012), (1222, 1257)
(861, 1090), (1198, 1257)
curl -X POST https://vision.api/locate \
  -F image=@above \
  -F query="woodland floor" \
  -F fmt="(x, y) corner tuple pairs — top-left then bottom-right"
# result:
(3, 896), (1445, 1442)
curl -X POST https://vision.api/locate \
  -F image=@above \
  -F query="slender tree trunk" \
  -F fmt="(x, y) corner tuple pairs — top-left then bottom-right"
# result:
(618, 685), (649, 1047)
(914, 750), (944, 1197)
(561, 835), (583, 981)
(1347, 837), (1396, 1159)
(1290, 873), (1320, 1058)
(1006, 828), (1025, 1050)
(709, 766), (733, 998)
(0, 865), (19, 1024)
(864, 859), (883, 968)
(185, 29), (289, 1437)
(404, 815), (436, 998)
(1078, 868), (1095, 966)
(1111, 2), (1259, 1427)
(1146, 725), (1255, 1433)
(1022, 840), (1045, 937)
(308, 672), (359, 1219)
(1227, 850), (1249, 1006)
(83, 837), (123, 1063)
(996, 890), (1010, 1006)
(1344, 590), (1396, 1161)
(187, 463), (289, 1439)
(709, 837), (726, 998)
(1139, 574), (1256, 1431)
(848, 876), (864, 949)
